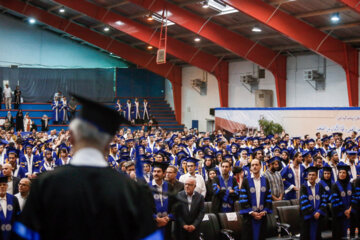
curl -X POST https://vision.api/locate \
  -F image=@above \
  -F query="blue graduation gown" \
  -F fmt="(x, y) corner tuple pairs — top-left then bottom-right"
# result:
(51, 101), (62, 122)
(299, 182), (328, 240)
(281, 164), (305, 200)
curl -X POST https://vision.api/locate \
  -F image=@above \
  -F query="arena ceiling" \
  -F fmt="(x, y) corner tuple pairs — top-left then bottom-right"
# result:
(1, 0), (360, 66)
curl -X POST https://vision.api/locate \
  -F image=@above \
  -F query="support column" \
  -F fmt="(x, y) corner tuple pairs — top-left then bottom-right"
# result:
(344, 44), (359, 107)
(214, 62), (229, 107)
(169, 67), (182, 123)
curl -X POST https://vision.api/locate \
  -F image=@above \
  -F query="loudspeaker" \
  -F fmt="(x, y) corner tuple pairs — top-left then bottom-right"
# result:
(209, 108), (215, 116)
(258, 69), (265, 78)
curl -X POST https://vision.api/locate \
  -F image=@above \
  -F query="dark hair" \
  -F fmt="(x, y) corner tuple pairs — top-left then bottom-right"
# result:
(221, 160), (231, 167)
(294, 152), (302, 159)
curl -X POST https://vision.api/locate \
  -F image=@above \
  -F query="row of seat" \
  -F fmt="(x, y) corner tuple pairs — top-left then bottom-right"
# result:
(200, 200), (332, 240)
(203, 199), (299, 215)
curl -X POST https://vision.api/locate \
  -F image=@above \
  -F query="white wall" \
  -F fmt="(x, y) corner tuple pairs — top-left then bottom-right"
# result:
(181, 54), (355, 131)
(181, 66), (219, 131)
(229, 61), (278, 107)
(0, 14), (127, 68)
(164, 79), (174, 110)
(286, 55), (348, 107)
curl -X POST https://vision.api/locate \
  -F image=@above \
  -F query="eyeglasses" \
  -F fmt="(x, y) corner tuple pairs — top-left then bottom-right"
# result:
(18, 183), (29, 186)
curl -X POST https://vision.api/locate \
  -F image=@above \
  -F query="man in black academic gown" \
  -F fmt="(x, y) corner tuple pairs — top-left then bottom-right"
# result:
(299, 166), (328, 240)
(13, 94), (157, 240)
(239, 158), (272, 240)
(0, 176), (20, 240)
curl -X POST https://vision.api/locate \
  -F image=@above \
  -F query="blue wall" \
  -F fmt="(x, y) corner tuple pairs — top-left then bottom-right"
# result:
(0, 14), (128, 68)
(116, 68), (165, 97)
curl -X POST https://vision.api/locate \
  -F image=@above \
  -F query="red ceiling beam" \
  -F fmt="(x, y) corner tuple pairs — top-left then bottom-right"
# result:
(127, 0), (287, 107)
(0, 0), (183, 122)
(222, 0), (359, 107)
(337, 0), (360, 13)
(53, 0), (229, 107)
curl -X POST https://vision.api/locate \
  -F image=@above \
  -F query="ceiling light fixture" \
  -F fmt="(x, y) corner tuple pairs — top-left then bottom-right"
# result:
(59, 7), (65, 13)
(147, 14), (153, 21)
(28, 18), (36, 24)
(252, 26), (262, 32)
(330, 12), (340, 23)
(147, 45), (153, 50)
(194, 37), (201, 42)
(104, 27), (110, 32)
(202, 1), (209, 8)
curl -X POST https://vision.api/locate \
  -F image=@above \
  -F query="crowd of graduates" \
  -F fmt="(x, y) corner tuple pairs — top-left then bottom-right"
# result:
(1, 124), (360, 239)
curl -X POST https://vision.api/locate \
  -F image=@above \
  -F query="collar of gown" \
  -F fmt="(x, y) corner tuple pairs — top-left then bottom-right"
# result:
(70, 147), (108, 168)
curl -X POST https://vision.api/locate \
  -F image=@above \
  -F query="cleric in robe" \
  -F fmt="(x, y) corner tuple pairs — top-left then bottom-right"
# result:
(13, 94), (157, 240)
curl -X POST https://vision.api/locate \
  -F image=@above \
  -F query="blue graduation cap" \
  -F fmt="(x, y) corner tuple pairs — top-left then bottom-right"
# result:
(215, 151), (223, 156)
(268, 156), (281, 164)
(193, 148), (203, 155)
(307, 139), (315, 144)
(204, 155), (213, 160)
(302, 150), (311, 157)
(346, 150), (357, 156)
(110, 143), (117, 148)
(281, 149), (289, 154)
(176, 150), (188, 159)
(126, 139), (134, 143)
(321, 136), (330, 142)
(224, 154), (233, 160)
(155, 139), (162, 143)
(231, 143), (239, 149)
(178, 143), (187, 148)
(185, 157), (199, 164)
(322, 163), (332, 172)
(185, 135), (193, 141)
(272, 146), (281, 153)
(203, 137), (210, 141)
(328, 150), (337, 158)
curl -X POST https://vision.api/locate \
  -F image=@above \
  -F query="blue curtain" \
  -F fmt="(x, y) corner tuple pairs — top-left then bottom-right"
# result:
(116, 68), (164, 97)
(0, 67), (115, 102)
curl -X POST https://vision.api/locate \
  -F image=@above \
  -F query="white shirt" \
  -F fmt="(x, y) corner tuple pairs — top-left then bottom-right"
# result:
(179, 173), (206, 197)
(251, 173), (261, 208)
(307, 181), (316, 206)
(186, 192), (195, 211)
(349, 162), (357, 181)
(7, 178), (13, 195)
(70, 148), (108, 167)
(15, 193), (27, 211)
(152, 179), (164, 206)
(0, 196), (7, 217)
(3, 88), (11, 98)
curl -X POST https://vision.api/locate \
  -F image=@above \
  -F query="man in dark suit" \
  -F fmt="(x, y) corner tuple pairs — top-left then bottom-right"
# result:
(2, 164), (20, 195)
(166, 166), (184, 194)
(175, 177), (205, 240)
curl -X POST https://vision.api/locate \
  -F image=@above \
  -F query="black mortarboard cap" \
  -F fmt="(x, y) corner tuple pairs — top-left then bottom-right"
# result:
(151, 161), (169, 171)
(71, 93), (125, 136)
(0, 176), (7, 183)
(305, 166), (318, 174)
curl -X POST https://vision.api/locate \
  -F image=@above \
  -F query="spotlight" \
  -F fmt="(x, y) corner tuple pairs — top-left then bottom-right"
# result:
(194, 37), (201, 42)
(202, 1), (209, 8)
(104, 27), (110, 32)
(59, 7), (65, 13)
(252, 26), (262, 32)
(147, 45), (153, 50)
(115, 21), (124, 26)
(28, 18), (36, 24)
(330, 12), (340, 23)
(147, 14), (153, 21)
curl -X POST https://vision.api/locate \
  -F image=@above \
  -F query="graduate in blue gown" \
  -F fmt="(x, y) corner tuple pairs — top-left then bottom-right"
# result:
(143, 98), (150, 122)
(60, 96), (69, 124)
(299, 166), (328, 240)
(51, 97), (62, 125)
(330, 164), (356, 239)
(239, 159), (272, 240)
(124, 99), (134, 123)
